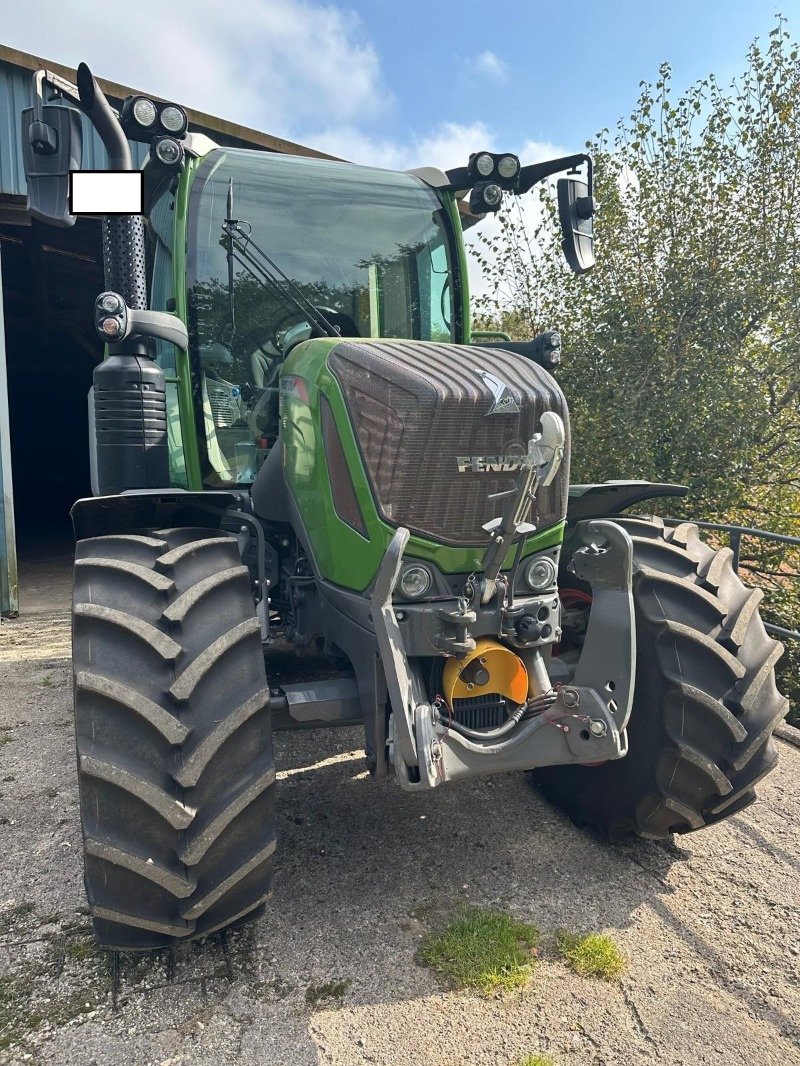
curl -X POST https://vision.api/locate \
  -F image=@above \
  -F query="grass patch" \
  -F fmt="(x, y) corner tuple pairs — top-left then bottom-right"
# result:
(419, 907), (538, 994)
(555, 931), (624, 981)
(518, 1056), (555, 1066)
(305, 979), (350, 1006)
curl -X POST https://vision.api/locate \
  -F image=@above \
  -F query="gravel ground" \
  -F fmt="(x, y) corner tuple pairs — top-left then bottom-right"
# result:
(1, 599), (799, 1066)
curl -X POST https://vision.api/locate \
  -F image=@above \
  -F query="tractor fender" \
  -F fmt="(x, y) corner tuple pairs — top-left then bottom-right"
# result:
(566, 481), (687, 524)
(70, 489), (244, 541)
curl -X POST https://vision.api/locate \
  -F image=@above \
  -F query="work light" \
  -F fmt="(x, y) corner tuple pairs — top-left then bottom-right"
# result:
(524, 556), (557, 592)
(473, 152), (495, 177)
(497, 154), (520, 180)
(160, 105), (188, 135)
(121, 96), (189, 143)
(131, 97), (157, 128)
(398, 564), (433, 600)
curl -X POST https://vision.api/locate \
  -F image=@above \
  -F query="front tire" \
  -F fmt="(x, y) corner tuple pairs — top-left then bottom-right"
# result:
(537, 517), (788, 839)
(72, 528), (275, 949)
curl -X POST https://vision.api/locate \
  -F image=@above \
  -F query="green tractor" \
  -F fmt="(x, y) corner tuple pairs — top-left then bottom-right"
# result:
(22, 65), (788, 949)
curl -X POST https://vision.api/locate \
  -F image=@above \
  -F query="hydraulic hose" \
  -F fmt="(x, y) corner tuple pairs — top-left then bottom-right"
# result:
(441, 701), (527, 741)
(435, 690), (557, 742)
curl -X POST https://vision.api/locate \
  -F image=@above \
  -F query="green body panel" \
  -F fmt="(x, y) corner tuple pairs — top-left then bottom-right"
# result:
(173, 158), (204, 491)
(442, 192), (472, 345)
(280, 337), (564, 592)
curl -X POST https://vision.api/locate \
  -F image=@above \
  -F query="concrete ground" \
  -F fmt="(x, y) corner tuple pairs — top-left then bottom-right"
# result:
(1, 561), (799, 1066)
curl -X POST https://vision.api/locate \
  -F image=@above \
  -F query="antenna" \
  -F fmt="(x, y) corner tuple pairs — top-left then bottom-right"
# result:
(225, 178), (236, 333)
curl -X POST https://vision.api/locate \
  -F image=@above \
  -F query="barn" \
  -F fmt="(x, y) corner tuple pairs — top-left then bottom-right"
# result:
(0, 45), (326, 614)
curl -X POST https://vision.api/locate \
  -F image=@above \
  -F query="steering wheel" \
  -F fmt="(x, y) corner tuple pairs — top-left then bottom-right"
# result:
(271, 305), (360, 356)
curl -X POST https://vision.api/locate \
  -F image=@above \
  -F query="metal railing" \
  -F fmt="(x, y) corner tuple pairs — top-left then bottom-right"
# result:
(664, 518), (799, 643)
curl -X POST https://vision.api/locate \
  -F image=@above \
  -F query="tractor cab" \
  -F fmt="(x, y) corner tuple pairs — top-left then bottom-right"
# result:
(174, 150), (462, 488)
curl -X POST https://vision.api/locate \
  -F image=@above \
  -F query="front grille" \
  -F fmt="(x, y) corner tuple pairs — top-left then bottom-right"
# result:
(452, 695), (507, 731)
(328, 340), (570, 546)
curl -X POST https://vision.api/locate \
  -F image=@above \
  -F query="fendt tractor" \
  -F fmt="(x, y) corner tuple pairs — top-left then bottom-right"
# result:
(20, 64), (788, 949)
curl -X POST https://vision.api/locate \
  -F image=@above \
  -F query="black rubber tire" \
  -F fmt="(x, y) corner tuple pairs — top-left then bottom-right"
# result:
(536, 517), (788, 839)
(72, 528), (275, 949)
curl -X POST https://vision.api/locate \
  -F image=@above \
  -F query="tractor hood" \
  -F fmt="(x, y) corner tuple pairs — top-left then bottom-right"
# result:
(327, 340), (571, 547)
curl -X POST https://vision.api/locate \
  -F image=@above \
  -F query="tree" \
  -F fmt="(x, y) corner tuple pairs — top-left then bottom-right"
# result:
(473, 19), (800, 714)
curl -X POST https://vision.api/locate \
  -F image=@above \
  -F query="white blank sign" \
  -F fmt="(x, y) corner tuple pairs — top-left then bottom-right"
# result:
(69, 171), (143, 215)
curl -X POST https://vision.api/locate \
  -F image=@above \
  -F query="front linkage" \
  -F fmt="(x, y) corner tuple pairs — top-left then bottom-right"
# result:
(374, 417), (637, 789)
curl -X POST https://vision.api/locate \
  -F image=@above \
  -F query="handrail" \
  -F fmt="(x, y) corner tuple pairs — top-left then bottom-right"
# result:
(664, 518), (799, 643)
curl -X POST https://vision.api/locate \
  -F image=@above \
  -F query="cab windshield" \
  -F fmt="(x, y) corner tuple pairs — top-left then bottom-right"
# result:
(187, 149), (459, 487)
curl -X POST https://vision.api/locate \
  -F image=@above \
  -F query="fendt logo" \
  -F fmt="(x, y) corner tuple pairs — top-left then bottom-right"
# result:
(481, 371), (520, 415)
(456, 455), (527, 473)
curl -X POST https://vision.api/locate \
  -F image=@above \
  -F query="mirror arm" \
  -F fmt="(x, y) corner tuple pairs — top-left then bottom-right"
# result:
(31, 69), (82, 126)
(517, 153), (592, 195)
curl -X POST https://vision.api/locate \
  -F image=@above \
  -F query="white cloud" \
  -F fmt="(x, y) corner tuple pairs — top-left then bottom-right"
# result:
(474, 50), (509, 82)
(3, 0), (389, 134)
(307, 120), (495, 171)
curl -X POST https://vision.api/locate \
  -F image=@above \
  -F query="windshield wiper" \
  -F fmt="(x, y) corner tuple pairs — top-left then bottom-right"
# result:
(220, 179), (340, 341)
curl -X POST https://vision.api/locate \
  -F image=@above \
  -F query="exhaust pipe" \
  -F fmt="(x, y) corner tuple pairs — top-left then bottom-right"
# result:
(77, 63), (169, 494)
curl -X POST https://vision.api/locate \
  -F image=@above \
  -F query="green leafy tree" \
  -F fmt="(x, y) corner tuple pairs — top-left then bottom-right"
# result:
(473, 19), (799, 714)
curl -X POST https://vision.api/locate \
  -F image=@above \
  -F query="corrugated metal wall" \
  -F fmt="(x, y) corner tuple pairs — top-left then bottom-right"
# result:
(0, 58), (152, 613)
(0, 60), (149, 197)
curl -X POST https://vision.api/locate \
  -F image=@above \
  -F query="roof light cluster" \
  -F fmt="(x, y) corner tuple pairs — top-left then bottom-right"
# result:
(120, 95), (188, 171)
(468, 152), (521, 187)
(120, 95), (189, 140)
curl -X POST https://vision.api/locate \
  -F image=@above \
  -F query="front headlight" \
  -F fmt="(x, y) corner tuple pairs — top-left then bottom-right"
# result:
(398, 564), (433, 600)
(524, 556), (557, 591)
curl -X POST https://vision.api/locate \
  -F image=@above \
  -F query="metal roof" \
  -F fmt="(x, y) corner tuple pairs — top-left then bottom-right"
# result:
(0, 43), (334, 200)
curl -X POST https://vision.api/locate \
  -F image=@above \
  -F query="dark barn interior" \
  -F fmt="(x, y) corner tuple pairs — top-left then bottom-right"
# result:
(0, 217), (103, 553)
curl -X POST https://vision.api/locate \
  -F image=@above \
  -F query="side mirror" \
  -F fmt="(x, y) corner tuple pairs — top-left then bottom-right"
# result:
(557, 174), (595, 274)
(21, 71), (83, 227)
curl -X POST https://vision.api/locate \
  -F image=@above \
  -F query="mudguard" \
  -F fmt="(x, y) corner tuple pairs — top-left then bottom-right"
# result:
(70, 490), (242, 540)
(567, 481), (687, 523)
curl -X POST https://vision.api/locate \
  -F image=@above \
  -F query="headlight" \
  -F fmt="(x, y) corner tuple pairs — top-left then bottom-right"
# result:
(469, 181), (503, 214)
(524, 556), (557, 591)
(497, 153), (520, 180)
(132, 97), (157, 128)
(483, 183), (502, 207)
(151, 136), (184, 168)
(398, 564), (433, 600)
(160, 105), (187, 134)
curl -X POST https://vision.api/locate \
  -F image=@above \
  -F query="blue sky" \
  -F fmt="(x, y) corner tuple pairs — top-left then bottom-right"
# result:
(342, 0), (800, 156)
(4, 0), (800, 170)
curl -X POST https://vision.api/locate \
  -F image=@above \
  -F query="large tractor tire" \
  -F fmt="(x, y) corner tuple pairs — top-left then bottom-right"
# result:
(72, 528), (275, 949)
(537, 517), (788, 839)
